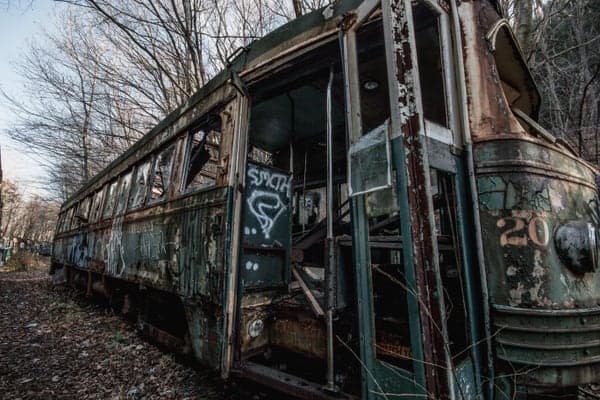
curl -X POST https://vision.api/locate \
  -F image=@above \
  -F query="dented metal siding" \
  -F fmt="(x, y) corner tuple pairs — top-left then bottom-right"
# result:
(460, 0), (600, 389)
(176, 189), (228, 300)
(476, 136), (600, 387)
(55, 187), (228, 299)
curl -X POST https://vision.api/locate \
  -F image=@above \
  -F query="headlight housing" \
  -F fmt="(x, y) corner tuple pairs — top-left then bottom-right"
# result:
(248, 319), (264, 338)
(555, 221), (598, 274)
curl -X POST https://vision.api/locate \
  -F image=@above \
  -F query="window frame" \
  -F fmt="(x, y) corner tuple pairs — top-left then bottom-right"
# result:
(180, 114), (223, 195)
(57, 212), (66, 233)
(89, 187), (106, 224)
(102, 179), (119, 220)
(128, 156), (154, 211)
(148, 143), (177, 205)
(77, 196), (92, 223)
(415, 0), (460, 145)
(115, 169), (134, 216)
(66, 206), (76, 231)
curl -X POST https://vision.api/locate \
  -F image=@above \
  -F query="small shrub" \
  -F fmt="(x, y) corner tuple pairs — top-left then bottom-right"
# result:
(112, 330), (125, 345)
(5, 252), (28, 271)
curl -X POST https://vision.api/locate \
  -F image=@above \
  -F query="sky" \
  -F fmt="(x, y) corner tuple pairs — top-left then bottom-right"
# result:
(0, 0), (58, 196)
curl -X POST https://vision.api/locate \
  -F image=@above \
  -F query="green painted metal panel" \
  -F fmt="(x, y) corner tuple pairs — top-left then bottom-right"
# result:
(370, 362), (417, 398)
(59, 187), (230, 302)
(389, 136), (428, 395)
(454, 359), (478, 400)
(475, 138), (600, 388)
(240, 252), (286, 287)
(349, 136), (427, 400)
(476, 140), (600, 308)
(178, 203), (227, 300)
(99, 187), (230, 298)
(451, 155), (486, 397)
(185, 301), (224, 369)
(240, 163), (291, 289)
(349, 194), (377, 400)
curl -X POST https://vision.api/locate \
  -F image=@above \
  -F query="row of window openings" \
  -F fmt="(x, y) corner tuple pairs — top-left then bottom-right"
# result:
(57, 128), (221, 233)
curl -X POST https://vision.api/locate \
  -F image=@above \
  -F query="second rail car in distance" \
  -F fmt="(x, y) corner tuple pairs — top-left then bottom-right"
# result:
(51, 0), (600, 399)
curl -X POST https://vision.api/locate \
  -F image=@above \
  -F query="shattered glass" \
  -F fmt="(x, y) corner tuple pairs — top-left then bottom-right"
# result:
(115, 171), (133, 214)
(150, 145), (175, 201)
(129, 159), (152, 209)
(349, 121), (392, 196)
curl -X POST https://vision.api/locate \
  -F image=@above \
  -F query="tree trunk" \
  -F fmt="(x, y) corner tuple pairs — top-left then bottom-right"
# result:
(292, 0), (303, 18)
(515, 0), (534, 57)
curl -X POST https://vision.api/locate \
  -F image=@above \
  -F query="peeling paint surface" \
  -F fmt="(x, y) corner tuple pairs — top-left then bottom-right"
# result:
(475, 137), (600, 387)
(240, 163), (291, 289)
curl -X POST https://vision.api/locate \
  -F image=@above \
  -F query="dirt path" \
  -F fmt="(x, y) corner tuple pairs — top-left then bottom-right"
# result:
(0, 258), (252, 400)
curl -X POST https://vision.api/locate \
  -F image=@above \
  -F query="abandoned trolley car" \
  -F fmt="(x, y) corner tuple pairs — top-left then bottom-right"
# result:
(51, 0), (600, 398)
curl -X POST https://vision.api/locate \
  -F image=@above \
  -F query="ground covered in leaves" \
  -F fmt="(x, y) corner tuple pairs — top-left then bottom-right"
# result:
(0, 254), (259, 400)
(4, 254), (599, 400)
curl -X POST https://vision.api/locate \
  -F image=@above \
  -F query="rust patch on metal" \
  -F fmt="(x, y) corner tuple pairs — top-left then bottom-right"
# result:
(270, 318), (327, 360)
(389, 0), (447, 397)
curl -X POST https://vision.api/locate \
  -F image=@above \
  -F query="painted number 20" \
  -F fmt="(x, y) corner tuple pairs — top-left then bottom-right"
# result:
(497, 216), (550, 248)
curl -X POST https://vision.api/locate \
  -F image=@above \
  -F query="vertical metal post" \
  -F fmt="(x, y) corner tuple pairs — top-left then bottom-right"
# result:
(381, 0), (451, 396)
(222, 89), (250, 379)
(341, 29), (373, 400)
(449, 1), (495, 397)
(325, 64), (337, 392)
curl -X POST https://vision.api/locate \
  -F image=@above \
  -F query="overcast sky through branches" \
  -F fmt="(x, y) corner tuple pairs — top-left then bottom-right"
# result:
(0, 0), (58, 197)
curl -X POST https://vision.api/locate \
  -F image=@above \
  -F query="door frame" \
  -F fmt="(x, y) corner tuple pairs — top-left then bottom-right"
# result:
(341, 0), (466, 398)
(221, 83), (251, 378)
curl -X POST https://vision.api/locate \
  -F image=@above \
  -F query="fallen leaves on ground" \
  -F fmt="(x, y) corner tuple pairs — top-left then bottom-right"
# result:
(0, 258), (262, 400)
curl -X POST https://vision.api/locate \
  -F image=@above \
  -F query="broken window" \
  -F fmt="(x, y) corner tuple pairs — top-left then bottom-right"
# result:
(367, 178), (413, 371)
(78, 197), (91, 222)
(150, 145), (175, 202)
(72, 198), (91, 229)
(62, 212), (70, 231)
(430, 169), (470, 361)
(347, 20), (393, 196)
(68, 206), (77, 230)
(84, 199), (91, 218)
(128, 159), (152, 210)
(57, 212), (67, 233)
(89, 189), (104, 223)
(183, 117), (221, 191)
(102, 180), (118, 219)
(348, 122), (391, 196)
(356, 19), (391, 135)
(413, 2), (448, 128)
(56, 213), (63, 233)
(352, 17), (413, 371)
(489, 23), (541, 132)
(115, 171), (133, 215)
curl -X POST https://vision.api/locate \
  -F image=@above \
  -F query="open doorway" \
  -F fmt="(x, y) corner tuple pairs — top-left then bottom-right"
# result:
(236, 39), (364, 391)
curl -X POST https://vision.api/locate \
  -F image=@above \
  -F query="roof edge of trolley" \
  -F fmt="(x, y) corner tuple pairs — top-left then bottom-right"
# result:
(60, 0), (370, 210)
(60, 0), (505, 210)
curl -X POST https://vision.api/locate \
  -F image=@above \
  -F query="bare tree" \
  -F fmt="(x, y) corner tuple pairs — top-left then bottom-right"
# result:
(13, 196), (59, 243)
(0, 180), (22, 240)
(507, 0), (600, 163)
(514, 0), (534, 56)
(3, 0), (334, 198)
(0, 0), (34, 12)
